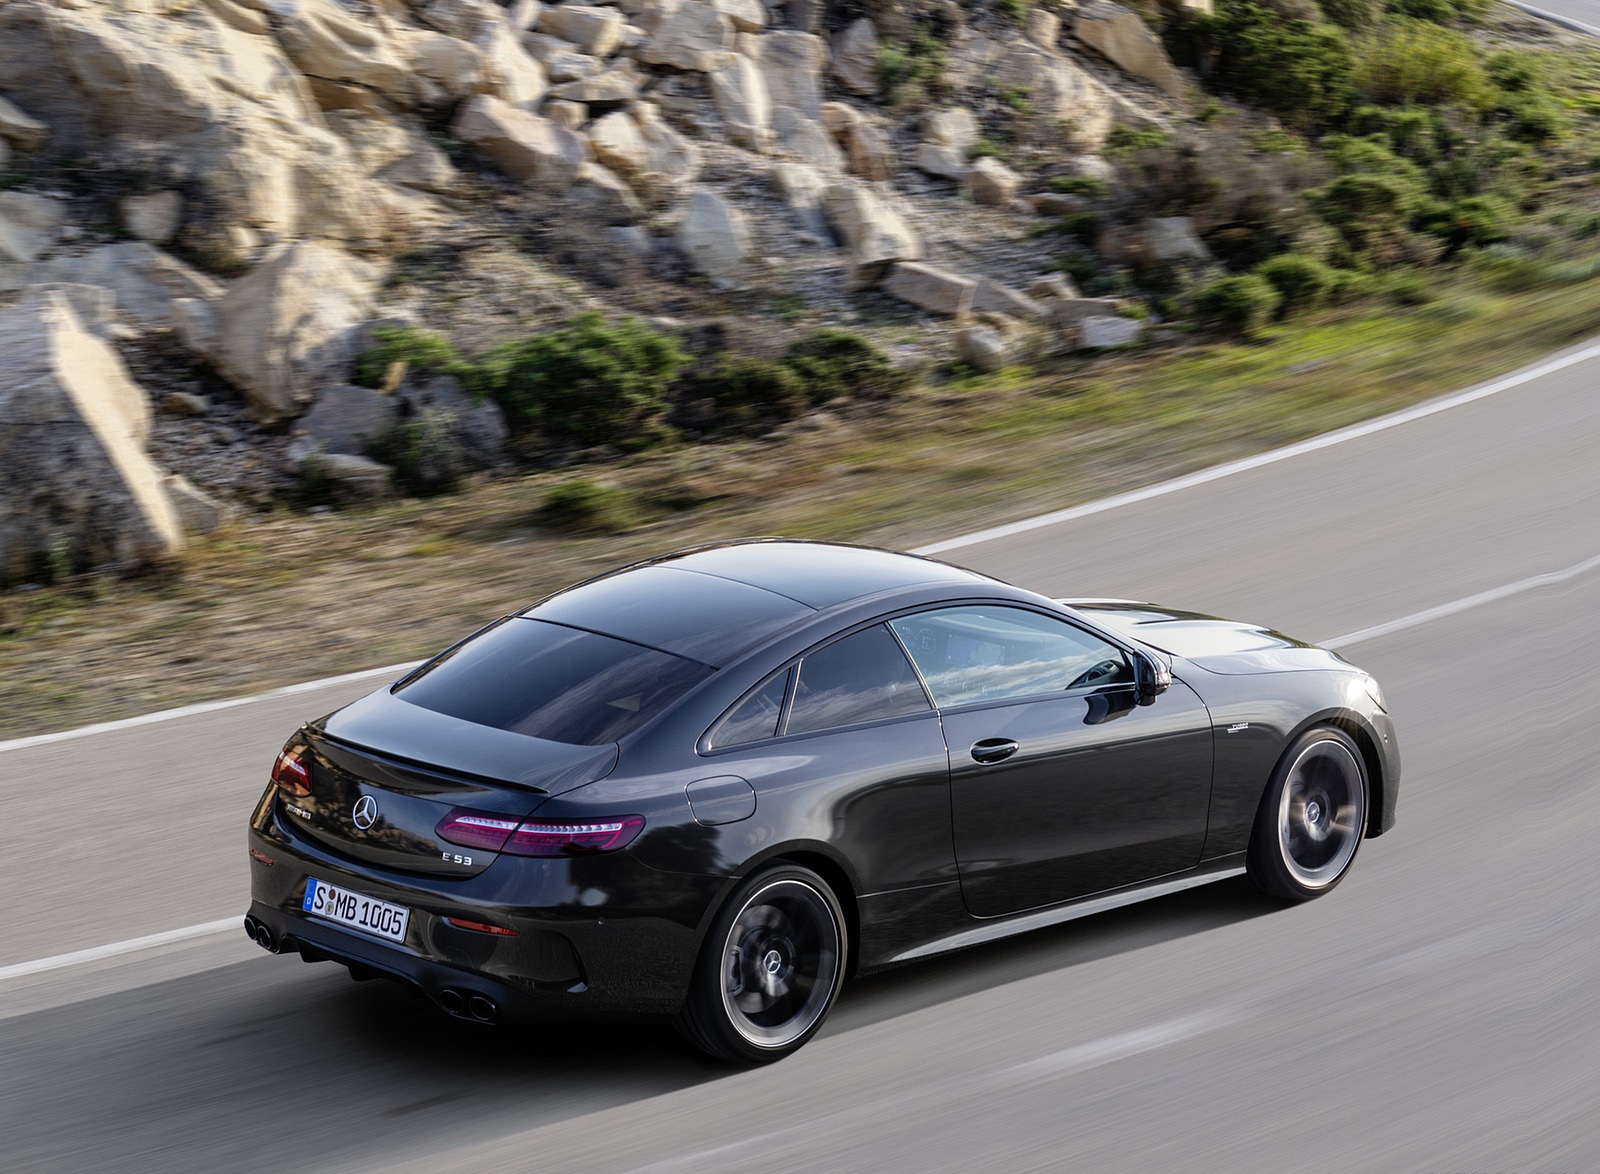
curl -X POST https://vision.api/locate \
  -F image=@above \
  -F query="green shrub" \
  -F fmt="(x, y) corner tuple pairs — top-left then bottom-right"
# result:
(1191, 1), (1356, 133)
(363, 411), (467, 496)
(539, 479), (640, 534)
(781, 329), (910, 402)
(878, 26), (947, 107)
(1496, 91), (1566, 145)
(1319, 0), (1381, 31)
(1313, 169), (1426, 260)
(1191, 274), (1282, 337)
(352, 326), (463, 389)
(1433, 194), (1516, 248)
(1386, 0), (1490, 23)
(699, 355), (811, 433)
(1354, 18), (1492, 110)
(485, 313), (689, 448)
(997, 0), (1029, 21)
(1048, 174), (1110, 198)
(1254, 254), (1336, 317)
(1103, 125), (1173, 155)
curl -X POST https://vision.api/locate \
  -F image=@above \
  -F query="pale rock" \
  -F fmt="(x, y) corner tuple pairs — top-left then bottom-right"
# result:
(1144, 216), (1212, 263)
(477, 20), (550, 109)
(507, 0), (545, 33)
(823, 182), (922, 288)
(1029, 192), (1091, 217)
(678, 189), (751, 285)
(993, 44), (1119, 149)
(541, 4), (626, 56)
(711, 0), (766, 33)
(915, 142), (968, 181)
(1027, 8), (1061, 50)
(634, 104), (701, 198)
(642, 1), (736, 72)
(532, 40), (606, 83)
(0, 94), (48, 150)
(710, 53), (772, 150)
(1078, 314), (1145, 348)
(922, 108), (978, 152)
(452, 94), (589, 186)
(1072, 2), (1185, 99)
(842, 120), (895, 182)
(971, 279), (1047, 320)
(27, 244), (224, 335)
(28, 283), (119, 342)
(549, 62), (644, 102)
(831, 18), (879, 98)
(302, 451), (394, 498)
(1052, 297), (1122, 328)
(567, 161), (647, 223)
(205, 0), (272, 37)
(420, 0), (499, 39)
(883, 261), (977, 318)
(409, 32), (487, 100)
(821, 102), (860, 138)
(546, 100), (589, 130)
(119, 191), (185, 245)
(330, 112), (458, 196)
(956, 322), (1010, 372)
(0, 291), (183, 584)
(212, 241), (380, 423)
(163, 390), (210, 416)
(1066, 154), (1117, 183)
(965, 156), (1022, 206)
(307, 76), (403, 117)
(771, 161), (829, 235)
(773, 107), (843, 171)
(1027, 274), (1081, 301)
(1156, 0), (1215, 16)
(274, 0), (417, 106)
(587, 110), (652, 177)
(0, 193), (66, 271)
(762, 31), (826, 120)
(164, 474), (232, 535)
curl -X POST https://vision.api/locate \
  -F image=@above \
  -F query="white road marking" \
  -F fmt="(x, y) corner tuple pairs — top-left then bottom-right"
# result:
(914, 338), (1600, 556)
(0, 661), (416, 755)
(0, 918), (243, 984)
(1503, 0), (1600, 38)
(4, 339), (1598, 980)
(1323, 552), (1600, 649)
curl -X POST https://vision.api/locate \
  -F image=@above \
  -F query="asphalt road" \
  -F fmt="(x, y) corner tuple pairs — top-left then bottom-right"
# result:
(3, 334), (1600, 1173)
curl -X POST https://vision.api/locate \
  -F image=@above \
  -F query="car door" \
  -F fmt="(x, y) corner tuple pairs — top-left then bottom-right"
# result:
(889, 605), (1214, 919)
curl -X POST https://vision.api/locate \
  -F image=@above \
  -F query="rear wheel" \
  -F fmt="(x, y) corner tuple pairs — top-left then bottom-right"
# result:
(1247, 726), (1368, 901)
(677, 864), (846, 1064)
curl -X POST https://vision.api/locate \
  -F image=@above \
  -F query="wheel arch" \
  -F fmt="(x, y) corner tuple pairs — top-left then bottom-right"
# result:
(1291, 708), (1387, 839)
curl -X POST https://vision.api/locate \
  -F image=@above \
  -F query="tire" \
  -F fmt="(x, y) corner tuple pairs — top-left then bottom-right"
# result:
(677, 864), (847, 1064)
(1247, 726), (1368, 901)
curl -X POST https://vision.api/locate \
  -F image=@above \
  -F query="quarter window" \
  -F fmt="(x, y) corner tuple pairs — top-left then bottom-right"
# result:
(889, 606), (1131, 708)
(786, 625), (932, 735)
(711, 668), (792, 749)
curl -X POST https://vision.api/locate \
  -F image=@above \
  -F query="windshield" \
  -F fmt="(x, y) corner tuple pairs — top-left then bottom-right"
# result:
(395, 618), (714, 745)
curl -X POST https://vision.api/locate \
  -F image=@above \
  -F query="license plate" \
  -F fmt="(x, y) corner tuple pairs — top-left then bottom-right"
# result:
(302, 878), (410, 944)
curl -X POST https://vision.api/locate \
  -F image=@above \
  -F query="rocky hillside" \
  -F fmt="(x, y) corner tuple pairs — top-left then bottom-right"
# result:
(1, 0), (1536, 587)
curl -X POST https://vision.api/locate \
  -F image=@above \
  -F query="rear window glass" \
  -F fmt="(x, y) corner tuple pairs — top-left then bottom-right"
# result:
(396, 618), (713, 745)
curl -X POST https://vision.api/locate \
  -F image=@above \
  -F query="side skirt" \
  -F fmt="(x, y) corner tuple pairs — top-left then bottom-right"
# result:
(886, 856), (1247, 965)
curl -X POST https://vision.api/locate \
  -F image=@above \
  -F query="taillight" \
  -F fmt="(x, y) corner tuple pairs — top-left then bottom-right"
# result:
(436, 808), (645, 857)
(271, 740), (312, 797)
(444, 917), (518, 936)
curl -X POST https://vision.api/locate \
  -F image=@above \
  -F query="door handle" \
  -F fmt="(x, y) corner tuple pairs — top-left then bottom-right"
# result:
(970, 738), (1019, 764)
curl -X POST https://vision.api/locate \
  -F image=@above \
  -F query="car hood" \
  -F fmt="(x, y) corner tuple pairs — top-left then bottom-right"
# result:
(1063, 600), (1353, 675)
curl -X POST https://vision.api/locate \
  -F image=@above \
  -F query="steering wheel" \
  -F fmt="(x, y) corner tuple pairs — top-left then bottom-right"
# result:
(1067, 659), (1123, 690)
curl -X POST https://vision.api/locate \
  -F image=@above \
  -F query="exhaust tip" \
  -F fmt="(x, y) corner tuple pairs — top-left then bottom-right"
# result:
(247, 918), (278, 953)
(468, 995), (500, 1023)
(437, 988), (465, 1016)
(242, 916), (260, 943)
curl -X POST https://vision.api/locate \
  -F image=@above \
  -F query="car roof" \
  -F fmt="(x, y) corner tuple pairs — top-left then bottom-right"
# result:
(523, 540), (996, 666)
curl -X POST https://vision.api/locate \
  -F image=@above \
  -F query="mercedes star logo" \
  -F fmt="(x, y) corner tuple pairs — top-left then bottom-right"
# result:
(352, 795), (378, 831)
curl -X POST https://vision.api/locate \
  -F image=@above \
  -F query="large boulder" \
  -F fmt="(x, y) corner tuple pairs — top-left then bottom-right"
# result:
(761, 31), (827, 120)
(27, 243), (225, 335)
(823, 182), (923, 289)
(641, 1), (736, 72)
(1072, 2), (1186, 100)
(992, 43), (1120, 150)
(773, 108), (844, 171)
(711, 54), (773, 151)
(0, 290), (183, 585)
(540, 4), (627, 57)
(831, 19), (880, 98)
(678, 189), (752, 286)
(211, 242), (380, 424)
(966, 157), (1022, 206)
(0, 193), (66, 289)
(883, 262), (978, 317)
(451, 95), (589, 187)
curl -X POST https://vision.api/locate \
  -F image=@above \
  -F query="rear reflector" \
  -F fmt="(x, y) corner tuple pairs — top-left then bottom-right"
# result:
(436, 809), (645, 857)
(271, 740), (312, 797)
(444, 917), (519, 937)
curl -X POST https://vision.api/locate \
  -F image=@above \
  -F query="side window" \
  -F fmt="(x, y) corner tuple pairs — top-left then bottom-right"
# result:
(889, 606), (1132, 708)
(786, 625), (932, 735)
(709, 668), (791, 749)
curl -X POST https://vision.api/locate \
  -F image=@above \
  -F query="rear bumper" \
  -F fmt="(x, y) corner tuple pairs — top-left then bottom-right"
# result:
(246, 815), (724, 1022)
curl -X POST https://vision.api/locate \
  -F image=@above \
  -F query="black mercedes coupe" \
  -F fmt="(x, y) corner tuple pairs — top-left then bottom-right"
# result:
(245, 540), (1399, 1062)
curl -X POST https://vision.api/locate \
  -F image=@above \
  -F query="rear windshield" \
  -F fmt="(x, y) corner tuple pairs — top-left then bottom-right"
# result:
(395, 618), (714, 745)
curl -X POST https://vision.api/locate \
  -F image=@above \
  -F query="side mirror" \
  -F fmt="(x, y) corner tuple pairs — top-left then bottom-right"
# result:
(1134, 649), (1171, 706)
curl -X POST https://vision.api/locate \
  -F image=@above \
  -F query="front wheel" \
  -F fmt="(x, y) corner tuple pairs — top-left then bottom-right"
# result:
(677, 864), (847, 1064)
(1247, 726), (1368, 901)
